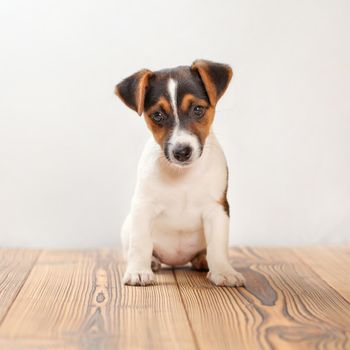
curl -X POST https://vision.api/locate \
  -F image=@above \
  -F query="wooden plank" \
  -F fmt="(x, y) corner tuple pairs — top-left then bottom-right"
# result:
(293, 246), (350, 303)
(173, 266), (259, 350)
(174, 247), (350, 350)
(0, 249), (40, 325)
(0, 250), (196, 350)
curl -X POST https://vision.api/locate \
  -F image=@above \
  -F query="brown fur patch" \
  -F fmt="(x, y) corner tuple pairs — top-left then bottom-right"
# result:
(180, 93), (209, 113)
(217, 167), (230, 216)
(144, 96), (173, 146)
(115, 69), (153, 116)
(135, 70), (153, 115)
(146, 96), (172, 115)
(192, 61), (218, 106)
(191, 250), (209, 271)
(144, 114), (168, 146)
(187, 106), (215, 145)
(191, 60), (233, 107)
(218, 193), (230, 216)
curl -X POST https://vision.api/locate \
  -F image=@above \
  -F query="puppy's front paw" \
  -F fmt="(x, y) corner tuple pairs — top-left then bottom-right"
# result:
(123, 270), (155, 286)
(208, 269), (245, 287)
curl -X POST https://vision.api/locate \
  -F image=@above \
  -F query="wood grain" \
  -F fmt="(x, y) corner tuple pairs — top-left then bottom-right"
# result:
(0, 247), (349, 350)
(173, 266), (260, 350)
(173, 247), (350, 350)
(293, 246), (350, 303)
(0, 250), (196, 350)
(0, 249), (40, 325)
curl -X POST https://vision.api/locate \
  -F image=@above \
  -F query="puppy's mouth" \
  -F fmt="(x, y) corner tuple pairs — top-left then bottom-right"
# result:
(169, 159), (193, 167)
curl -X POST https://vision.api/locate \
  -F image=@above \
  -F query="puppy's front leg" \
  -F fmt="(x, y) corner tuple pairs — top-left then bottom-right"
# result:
(203, 204), (245, 287)
(123, 202), (155, 286)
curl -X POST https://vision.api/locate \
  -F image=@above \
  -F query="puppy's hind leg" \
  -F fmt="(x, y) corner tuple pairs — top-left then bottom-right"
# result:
(191, 250), (209, 271)
(151, 255), (161, 272)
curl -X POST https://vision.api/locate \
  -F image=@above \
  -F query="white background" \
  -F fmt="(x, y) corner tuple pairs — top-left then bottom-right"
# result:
(1, 0), (349, 248)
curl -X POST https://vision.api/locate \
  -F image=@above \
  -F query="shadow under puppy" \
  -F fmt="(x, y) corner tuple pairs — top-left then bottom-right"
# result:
(115, 59), (245, 287)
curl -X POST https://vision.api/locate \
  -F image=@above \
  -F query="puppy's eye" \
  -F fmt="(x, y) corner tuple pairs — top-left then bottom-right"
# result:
(193, 105), (205, 118)
(150, 111), (165, 123)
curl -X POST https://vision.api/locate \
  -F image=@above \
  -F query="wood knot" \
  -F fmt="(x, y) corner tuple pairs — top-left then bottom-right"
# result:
(96, 292), (106, 303)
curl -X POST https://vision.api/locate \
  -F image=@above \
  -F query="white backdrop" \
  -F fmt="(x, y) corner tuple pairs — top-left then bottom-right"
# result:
(1, 0), (349, 248)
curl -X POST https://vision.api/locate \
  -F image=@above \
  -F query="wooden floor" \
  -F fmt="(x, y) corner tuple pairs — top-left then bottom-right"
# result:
(0, 247), (349, 349)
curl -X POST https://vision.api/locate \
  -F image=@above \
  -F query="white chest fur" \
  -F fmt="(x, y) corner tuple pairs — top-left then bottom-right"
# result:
(151, 178), (209, 265)
(121, 131), (228, 266)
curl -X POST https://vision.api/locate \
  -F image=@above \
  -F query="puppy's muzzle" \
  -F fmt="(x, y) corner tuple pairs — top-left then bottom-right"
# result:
(173, 144), (192, 162)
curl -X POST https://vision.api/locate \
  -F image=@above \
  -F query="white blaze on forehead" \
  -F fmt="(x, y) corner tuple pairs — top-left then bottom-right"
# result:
(167, 78), (179, 125)
(167, 78), (201, 166)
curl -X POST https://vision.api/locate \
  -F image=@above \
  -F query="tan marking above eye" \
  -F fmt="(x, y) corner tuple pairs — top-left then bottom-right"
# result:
(187, 106), (215, 145)
(144, 113), (168, 146)
(180, 94), (208, 113)
(145, 96), (172, 115)
(143, 95), (173, 147)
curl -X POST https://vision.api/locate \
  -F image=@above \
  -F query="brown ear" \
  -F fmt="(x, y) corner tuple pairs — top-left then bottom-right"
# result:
(115, 69), (153, 116)
(191, 59), (233, 107)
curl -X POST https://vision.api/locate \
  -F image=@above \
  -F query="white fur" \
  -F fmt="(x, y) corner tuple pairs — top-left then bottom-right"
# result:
(121, 131), (245, 287)
(166, 78), (201, 166)
(167, 78), (179, 124)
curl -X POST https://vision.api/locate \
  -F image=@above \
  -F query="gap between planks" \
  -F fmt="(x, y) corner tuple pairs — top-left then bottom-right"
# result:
(172, 247), (350, 350)
(0, 250), (198, 350)
(1, 247), (350, 350)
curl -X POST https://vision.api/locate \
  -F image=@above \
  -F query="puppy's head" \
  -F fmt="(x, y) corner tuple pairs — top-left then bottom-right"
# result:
(115, 60), (232, 167)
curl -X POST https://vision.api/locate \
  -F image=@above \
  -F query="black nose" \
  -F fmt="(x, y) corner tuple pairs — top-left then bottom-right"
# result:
(173, 145), (192, 162)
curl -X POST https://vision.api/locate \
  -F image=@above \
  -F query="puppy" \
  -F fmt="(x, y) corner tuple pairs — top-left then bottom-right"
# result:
(115, 59), (245, 287)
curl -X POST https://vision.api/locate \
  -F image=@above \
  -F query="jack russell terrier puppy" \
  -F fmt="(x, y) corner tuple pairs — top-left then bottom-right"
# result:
(115, 59), (245, 287)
